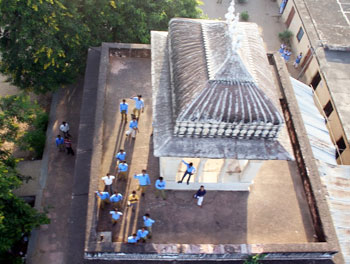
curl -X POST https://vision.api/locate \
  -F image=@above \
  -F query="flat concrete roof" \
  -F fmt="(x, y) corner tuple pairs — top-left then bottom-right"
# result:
(302, 0), (350, 50)
(82, 43), (339, 261)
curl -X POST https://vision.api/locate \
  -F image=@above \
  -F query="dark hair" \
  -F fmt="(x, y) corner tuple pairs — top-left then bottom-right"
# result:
(142, 226), (146, 229)
(132, 191), (136, 194)
(122, 99), (126, 102)
(142, 169), (146, 173)
(120, 149), (124, 152)
(145, 213), (150, 217)
(57, 135), (61, 137)
(189, 162), (193, 166)
(200, 185), (204, 188)
(138, 95), (142, 98)
(132, 233), (137, 236)
(159, 177), (163, 180)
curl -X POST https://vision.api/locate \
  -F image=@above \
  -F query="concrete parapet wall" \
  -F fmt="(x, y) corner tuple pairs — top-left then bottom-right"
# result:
(81, 44), (339, 261)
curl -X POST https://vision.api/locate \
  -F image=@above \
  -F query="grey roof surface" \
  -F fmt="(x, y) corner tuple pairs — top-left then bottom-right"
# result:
(295, 0), (350, 143)
(303, 0), (350, 50)
(168, 19), (283, 137)
(151, 19), (293, 160)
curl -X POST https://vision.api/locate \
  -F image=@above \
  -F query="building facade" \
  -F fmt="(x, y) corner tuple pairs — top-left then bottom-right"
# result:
(277, 0), (350, 165)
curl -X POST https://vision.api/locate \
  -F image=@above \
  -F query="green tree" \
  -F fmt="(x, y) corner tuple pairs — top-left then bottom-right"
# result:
(0, 0), (202, 93)
(0, 94), (49, 261)
(0, 0), (91, 93)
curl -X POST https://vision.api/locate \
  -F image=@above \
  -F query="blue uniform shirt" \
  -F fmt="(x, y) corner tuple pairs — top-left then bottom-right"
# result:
(116, 151), (126, 161)
(132, 97), (144, 110)
(134, 173), (151, 186)
(155, 179), (166, 190)
(96, 191), (110, 200)
(182, 160), (196, 173)
(110, 211), (123, 220)
(120, 102), (128, 113)
(118, 163), (128, 172)
(129, 120), (138, 129)
(56, 137), (64, 146)
(128, 236), (138, 243)
(110, 193), (123, 203)
(137, 229), (149, 239)
(143, 216), (155, 227)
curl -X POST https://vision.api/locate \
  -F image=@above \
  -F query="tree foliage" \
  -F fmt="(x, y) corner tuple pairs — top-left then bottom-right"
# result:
(0, 0), (202, 93)
(0, 94), (49, 259)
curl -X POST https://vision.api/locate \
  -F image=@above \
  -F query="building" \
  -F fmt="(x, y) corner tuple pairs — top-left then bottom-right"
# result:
(277, 0), (350, 165)
(152, 18), (292, 191)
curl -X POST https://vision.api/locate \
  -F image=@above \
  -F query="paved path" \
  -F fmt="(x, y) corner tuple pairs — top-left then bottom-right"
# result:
(26, 78), (85, 264)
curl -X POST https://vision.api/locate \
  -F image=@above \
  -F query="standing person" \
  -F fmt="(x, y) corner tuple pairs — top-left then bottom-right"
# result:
(120, 99), (128, 123)
(127, 191), (139, 212)
(101, 173), (115, 194)
(178, 160), (196, 185)
(110, 192), (123, 209)
(55, 135), (65, 152)
(109, 209), (123, 225)
(293, 52), (303, 68)
(134, 170), (151, 196)
(117, 160), (128, 181)
(115, 149), (126, 164)
(283, 48), (292, 62)
(59, 121), (70, 137)
(194, 185), (206, 208)
(279, 0), (287, 14)
(155, 177), (166, 200)
(95, 191), (110, 209)
(279, 43), (286, 55)
(64, 137), (74, 155)
(127, 233), (139, 244)
(125, 117), (139, 139)
(143, 214), (155, 238)
(130, 95), (144, 119)
(136, 227), (149, 243)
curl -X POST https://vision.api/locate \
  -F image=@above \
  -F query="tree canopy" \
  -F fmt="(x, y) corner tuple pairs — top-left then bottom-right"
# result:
(0, 94), (49, 261)
(0, 0), (202, 93)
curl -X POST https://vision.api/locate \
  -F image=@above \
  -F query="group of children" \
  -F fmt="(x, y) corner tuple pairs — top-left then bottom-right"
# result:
(279, 43), (303, 68)
(55, 121), (74, 155)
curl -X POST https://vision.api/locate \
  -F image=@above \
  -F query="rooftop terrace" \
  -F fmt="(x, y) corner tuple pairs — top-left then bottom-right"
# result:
(81, 43), (339, 262)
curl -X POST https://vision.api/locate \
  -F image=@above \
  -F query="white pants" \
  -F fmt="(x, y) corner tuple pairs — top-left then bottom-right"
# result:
(197, 196), (204, 206)
(126, 128), (136, 138)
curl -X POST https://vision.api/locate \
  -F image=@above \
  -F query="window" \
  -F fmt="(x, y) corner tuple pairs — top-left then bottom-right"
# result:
(296, 27), (304, 42)
(336, 137), (346, 159)
(323, 101), (333, 118)
(310, 71), (321, 90)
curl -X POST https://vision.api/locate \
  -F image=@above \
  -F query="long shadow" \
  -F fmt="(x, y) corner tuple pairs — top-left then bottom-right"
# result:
(287, 161), (317, 242)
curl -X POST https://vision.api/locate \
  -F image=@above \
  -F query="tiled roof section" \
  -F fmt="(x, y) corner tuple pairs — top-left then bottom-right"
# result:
(168, 19), (283, 139)
(168, 19), (208, 117)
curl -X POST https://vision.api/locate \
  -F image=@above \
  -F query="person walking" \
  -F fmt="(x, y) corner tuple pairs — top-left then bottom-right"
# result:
(120, 99), (128, 123)
(279, 43), (286, 55)
(109, 209), (123, 225)
(194, 185), (206, 208)
(59, 121), (71, 137)
(115, 149), (126, 164)
(95, 191), (110, 209)
(110, 192), (123, 209)
(125, 117), (139, 139)
(130, 95), (144, 119)
(127, 233), (139, 244)
(127, 191), (139, 212)
(143, 213), (155, 238)
(155, 177), (166, 200)
(101, 173), (115, 194)
(178, 160), (196, 185)
(293, 52), (303, 68)
(64, 137), (74, 155)
(136, 227), (149, 243)
(117, 160), (128, 181)
(283, 48), (292, 62)
(55, 135), (65, 152)
(134, 170), (151, 196)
